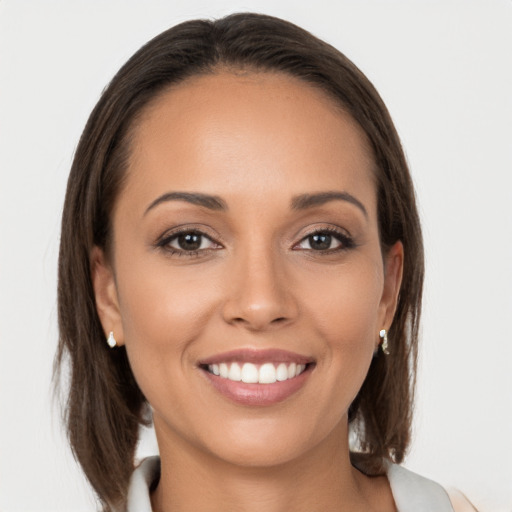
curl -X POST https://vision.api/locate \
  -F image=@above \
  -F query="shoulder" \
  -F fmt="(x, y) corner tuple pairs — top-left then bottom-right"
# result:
(387, 464), (478, 512)
(386, 463), (455, 511)
(447, 489), (479, 512)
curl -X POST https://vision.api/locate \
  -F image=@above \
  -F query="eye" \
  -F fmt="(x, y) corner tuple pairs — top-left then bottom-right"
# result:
(295, 229), (354, 252)
(157, 229), (220, 255)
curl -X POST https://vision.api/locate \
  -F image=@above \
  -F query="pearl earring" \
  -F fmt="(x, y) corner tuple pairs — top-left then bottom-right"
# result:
(379, 329), (390, 355)
(107, 331), (117, 348)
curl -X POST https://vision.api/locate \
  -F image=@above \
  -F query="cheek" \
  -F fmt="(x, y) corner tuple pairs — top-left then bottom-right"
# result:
(300, 256), (383, 391)
(304, 257), (383, 345)
(115, 256), (223, 393)
(121, 275), (203, 343)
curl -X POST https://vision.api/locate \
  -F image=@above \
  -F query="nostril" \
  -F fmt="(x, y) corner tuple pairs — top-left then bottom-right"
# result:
(229, 315), (289, 329)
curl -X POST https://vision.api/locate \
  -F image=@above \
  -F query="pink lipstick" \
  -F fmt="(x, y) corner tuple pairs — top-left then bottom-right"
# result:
(199, 349), (314, 406)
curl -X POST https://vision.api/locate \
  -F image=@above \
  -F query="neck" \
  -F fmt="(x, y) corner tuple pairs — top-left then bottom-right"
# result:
(150, 420), (387, 512)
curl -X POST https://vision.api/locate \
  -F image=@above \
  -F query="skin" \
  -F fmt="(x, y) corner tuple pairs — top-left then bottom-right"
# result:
(92, 71), (404, 512)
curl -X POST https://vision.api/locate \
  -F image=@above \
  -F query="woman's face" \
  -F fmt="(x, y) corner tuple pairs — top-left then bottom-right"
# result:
(93, 72), (402, 467)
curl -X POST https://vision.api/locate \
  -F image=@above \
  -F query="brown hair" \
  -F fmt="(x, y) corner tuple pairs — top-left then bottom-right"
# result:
(55, 12), (423, 510)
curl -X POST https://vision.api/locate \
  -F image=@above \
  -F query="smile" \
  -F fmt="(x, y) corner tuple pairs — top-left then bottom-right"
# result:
(207, 362), (307, 384)
(199, 349), (314, 406)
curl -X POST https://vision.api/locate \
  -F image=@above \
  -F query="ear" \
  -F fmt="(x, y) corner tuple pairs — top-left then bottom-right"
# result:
(378, 241), (404, 333)
(90, 246), (125, 346)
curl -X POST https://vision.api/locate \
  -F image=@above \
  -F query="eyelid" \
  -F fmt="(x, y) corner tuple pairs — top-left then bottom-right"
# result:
(167, 232), (218, 250)
(292, 225), (355, 251)
(155, 225), (224, 254)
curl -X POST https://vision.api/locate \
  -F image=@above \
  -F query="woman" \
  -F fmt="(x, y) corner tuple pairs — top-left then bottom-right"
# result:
(55, 12), (474, 512)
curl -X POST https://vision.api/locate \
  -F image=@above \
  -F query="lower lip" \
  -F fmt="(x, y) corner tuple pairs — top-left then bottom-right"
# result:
(202, 366), (312, 406)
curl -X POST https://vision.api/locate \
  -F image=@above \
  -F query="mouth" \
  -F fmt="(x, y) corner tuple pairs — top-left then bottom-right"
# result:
(198, 349), (315, 406)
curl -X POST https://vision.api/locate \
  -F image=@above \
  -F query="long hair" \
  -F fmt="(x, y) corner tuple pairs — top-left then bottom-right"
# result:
(55, 12), (423, 510)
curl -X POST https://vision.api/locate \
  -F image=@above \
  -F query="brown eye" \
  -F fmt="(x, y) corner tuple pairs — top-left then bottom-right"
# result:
(308, 233), (335, 250)
(175, 233), (203, 251)
(162, 230), (219, 253)
(297, 231), (343, 251)
(294, 230), (355, 253)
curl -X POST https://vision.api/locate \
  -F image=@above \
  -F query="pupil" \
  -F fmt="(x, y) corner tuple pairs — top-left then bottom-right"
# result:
(310, 233), (331, 250)
(178, 233), (201, 251)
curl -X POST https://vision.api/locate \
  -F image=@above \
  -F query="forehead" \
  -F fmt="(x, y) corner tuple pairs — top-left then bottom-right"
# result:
(124, 71), (376, 214)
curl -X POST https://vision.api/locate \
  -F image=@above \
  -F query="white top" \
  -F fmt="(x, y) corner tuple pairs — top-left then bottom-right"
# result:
(126, 456), (454, 511)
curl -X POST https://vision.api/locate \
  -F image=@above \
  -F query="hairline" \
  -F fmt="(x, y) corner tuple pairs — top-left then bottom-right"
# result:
(108, 65), (380, 255)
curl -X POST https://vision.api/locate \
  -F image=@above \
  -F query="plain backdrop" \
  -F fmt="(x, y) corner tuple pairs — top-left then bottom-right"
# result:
(1, 1), (511, 511)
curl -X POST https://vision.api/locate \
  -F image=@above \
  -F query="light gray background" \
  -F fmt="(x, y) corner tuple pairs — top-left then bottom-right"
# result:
(1, 1), (511, 510)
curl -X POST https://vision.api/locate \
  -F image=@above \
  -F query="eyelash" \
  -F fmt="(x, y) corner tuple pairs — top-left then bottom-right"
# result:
(293, 227), (355, 254)
(156, 228), (221, 257)
(155, 226), (355, 257)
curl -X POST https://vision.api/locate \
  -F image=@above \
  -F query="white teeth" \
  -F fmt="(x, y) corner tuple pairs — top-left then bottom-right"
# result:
(219, 363), (229, 378)
(241, 363), (259, 383)
(207, 361), (308, 384)
(276, 363), (288, 381)
(228, 362), (242, 381)
(259, 363), (277, 384)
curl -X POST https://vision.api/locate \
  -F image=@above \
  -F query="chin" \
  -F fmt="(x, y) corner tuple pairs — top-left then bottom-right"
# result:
(194, 412), (346, 470)
(206, 434), (311, 469)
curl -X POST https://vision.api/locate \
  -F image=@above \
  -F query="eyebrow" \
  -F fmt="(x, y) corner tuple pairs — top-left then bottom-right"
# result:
(144, 192), (227, 215)
(291, 191), (368, 218)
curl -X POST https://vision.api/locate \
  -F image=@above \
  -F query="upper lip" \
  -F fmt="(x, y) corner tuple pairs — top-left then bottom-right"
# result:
(198, 348), (314, 366)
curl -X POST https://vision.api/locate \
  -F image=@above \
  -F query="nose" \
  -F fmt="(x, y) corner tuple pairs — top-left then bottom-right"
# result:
(221, 245), (299, 331)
